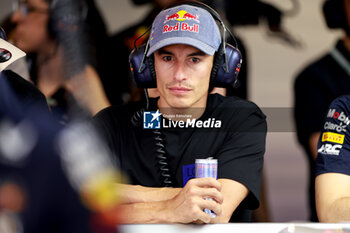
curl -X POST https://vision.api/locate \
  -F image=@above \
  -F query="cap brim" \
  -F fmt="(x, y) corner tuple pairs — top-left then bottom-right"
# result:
(0, 38), (26, 72)
(147, 37), (216, 56)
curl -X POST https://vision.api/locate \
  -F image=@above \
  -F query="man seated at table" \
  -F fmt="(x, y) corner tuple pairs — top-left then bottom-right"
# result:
(93, 1), (267, 223)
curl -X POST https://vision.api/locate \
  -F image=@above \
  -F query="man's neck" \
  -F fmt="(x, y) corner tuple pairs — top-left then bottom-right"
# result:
(159, 107), (206, 121)
(156, 95), (209, 121)
(157, 97), (208, 121)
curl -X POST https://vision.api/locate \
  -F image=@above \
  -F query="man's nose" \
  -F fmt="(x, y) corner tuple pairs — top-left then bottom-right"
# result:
(173, 61), (186, 82)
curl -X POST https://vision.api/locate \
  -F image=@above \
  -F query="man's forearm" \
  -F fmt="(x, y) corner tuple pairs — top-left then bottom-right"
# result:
(319, 197), (350, 222)
(117, 178), (225, 224)
(117, 183), (180, 204)
(118, 201), (175, 223)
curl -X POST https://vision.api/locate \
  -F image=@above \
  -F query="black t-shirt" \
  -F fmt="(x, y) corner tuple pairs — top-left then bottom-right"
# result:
(93, 94), (266, 213)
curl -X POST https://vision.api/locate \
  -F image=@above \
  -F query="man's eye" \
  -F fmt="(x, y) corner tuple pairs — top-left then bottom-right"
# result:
(191, 57), (200, 63)
(162, 56), (172, 62)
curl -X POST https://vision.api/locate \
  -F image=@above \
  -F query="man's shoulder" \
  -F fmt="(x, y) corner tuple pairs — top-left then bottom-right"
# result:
(94, 101), (143, 123)
(329, 95), (350, 112)
(208, 94), (266, 121)
(95, 104), (127, 120)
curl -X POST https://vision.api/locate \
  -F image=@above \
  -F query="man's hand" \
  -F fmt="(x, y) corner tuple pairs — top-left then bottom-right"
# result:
(163, 178), (223, 223)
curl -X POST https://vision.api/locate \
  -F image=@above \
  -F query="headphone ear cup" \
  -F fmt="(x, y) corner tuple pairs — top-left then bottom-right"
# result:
(211, 43), (242, 87)
(129, 44), (157, 88)
(147, 55), (157, 87)
(210, 43), (224, 85)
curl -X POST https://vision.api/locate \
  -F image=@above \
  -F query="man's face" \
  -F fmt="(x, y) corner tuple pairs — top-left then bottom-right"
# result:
(11, 0), (50, 53)
(154, 44), (214, 109)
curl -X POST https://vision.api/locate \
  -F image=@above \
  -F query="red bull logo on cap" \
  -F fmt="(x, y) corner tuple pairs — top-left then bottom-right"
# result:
(163, 10), (200, 34)
(164, 10), (200, 23)
(163, 22), (199, 33)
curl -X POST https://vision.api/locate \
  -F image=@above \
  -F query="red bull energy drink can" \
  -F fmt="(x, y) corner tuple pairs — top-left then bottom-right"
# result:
(195, 158), (218, 218)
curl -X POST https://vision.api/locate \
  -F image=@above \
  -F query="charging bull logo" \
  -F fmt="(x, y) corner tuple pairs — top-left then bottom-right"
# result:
(164, 10), (200, 23)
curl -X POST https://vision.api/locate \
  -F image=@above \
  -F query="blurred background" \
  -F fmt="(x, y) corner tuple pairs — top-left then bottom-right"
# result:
(0, 0), (343, 222)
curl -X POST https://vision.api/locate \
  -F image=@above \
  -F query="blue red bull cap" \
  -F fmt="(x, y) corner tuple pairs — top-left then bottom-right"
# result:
(147, 4), (221, 56)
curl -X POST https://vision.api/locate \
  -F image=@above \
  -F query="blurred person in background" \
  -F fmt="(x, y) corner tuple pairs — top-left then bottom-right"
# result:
(0, 29), (86, 233)
(0, 95), (123, 233)
(10, 0), (120, 122)
(0, 108), (93, 233)
(0, 27), (123, 233)
(294, 0), (350, 222)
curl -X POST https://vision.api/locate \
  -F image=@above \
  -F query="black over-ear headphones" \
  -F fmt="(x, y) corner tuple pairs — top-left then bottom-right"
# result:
(323, 0), (350, 34)
(129, 0), (243, 89)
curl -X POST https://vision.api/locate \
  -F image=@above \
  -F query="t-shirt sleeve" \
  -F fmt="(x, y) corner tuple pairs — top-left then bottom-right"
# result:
(316, 95), (350, 177)
(217, 103), (267, 209)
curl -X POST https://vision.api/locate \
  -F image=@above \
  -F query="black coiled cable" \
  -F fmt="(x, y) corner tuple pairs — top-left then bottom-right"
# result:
(153, 129), (172, 187)
(130, 90), (173, 187)
(130, 108), (144, 127)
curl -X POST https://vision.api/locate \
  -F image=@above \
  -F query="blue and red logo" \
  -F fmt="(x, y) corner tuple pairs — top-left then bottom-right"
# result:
(0, 48), (12, 63)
